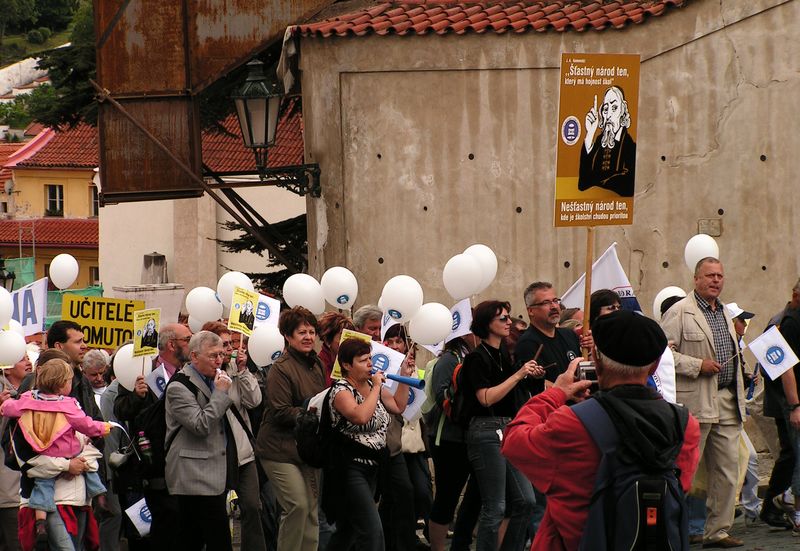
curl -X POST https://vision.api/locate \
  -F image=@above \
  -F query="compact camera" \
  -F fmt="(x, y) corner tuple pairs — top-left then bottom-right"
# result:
(576, 360), (599, 393)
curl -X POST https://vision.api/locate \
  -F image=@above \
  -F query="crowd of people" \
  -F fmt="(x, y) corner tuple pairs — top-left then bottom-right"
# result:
(1, 256), (800, 550)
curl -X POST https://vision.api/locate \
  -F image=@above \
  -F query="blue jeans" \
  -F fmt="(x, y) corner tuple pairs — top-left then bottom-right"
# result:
(686, 495), (706, 537)
(327, 462), (383, 551)
(46, 508), (87, 551)
(467, 417), (536, 551)
(30, 472), (106, 513)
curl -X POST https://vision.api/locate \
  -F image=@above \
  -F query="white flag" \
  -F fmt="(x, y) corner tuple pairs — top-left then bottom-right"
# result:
(146, 365), (168, 399)
(11, 278), (47, 336)
(561, 243), (641, 311)
(253, 293), (281, 328)
(747, 325), (799, 381)
(125, 497), (152, 537)
(380, 311), (400, 342)
(402, 386), (426, 422)
(446, 299), (472, 343)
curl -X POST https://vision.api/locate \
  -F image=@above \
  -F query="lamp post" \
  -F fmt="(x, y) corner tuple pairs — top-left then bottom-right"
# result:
(232, 60), (321, 197)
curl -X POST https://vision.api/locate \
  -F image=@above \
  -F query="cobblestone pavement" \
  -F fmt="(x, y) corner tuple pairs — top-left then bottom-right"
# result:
(696, 516), (800, 550)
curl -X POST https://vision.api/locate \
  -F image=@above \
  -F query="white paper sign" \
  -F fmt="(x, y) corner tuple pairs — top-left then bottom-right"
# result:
(253, 293), (281, 328)
(125, 497), (152, 537)
(747, 325), (800, 381)
(402, 385), (425, 422)
(370, 341), (405, 393)
(146, 365), (168, 399)
(380, 311), (400, 342)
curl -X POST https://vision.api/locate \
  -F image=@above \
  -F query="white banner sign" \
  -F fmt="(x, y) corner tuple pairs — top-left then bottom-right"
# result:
(11, 278), (47, 336)
(253, 293), (281, 328)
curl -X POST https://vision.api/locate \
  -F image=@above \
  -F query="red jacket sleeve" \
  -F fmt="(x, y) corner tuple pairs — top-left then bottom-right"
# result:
(677, 413), (701, 492)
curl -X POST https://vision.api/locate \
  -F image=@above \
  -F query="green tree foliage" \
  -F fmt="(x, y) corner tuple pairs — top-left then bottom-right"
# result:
(25, 0), (94, 127)
(0, 97), (31, 128)
(0, 0), (38, 47)
(35, 0), (77, 31)
(217, 214), (308, 296)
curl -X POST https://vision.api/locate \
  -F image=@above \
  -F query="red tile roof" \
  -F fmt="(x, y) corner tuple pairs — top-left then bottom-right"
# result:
(295, 0), (686, 37)
(15, 101), (304, 173)
(0, 143), (26, 182)
(0, 218), (98, 249)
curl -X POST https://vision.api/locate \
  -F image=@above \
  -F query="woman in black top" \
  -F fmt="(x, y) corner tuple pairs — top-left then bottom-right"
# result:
(461, 300), (543, 551)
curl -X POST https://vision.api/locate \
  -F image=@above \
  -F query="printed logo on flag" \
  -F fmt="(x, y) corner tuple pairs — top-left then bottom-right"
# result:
(766, 346), (785, 365)
(139, 504), (151, 523)
(452, 311), (461, 331)
(256, 302), (270, 321)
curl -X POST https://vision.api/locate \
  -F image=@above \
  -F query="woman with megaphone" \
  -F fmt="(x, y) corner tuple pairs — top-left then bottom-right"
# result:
(325, 338), (415, 551)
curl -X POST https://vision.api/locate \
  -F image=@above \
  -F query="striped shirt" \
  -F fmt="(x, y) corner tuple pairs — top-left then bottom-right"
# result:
(695, 292), (738, 388)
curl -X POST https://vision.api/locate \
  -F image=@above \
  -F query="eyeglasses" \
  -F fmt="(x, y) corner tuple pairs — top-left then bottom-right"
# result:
(495, 315), (512, 322)
(221, 341), (232, 349)
(202, 352), (227, 360)
(528, 298), (562, 308)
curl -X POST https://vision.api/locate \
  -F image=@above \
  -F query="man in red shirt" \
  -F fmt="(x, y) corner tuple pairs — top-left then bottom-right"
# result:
(503, 310), (700, 551)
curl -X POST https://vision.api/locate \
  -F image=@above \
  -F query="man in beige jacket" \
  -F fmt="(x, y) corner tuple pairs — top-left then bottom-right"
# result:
(661, 257), (745, 549)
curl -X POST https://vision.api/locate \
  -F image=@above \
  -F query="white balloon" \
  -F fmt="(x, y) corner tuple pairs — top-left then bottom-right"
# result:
(684, 234), (720, 272)
(653, 286), (688, 320)
(443, 254), (483, 301)
(409, 303), (453, 345)
(248, 325), (285, 366)
(188, 316), (204, 333)
(7, 318), (24, 338)
(283, 274), (326, 315)
(114, 343), (154, 391)
(320, 267), (359, 309)
(0, 330), (26, 366)
(378, 296), (384, 311)
(381, 275), (424, 323)
(49, 254), (79, 290)
(463, 244), (498, 294)
(217, 271), (254, 308)
(185, 287), (223, 322)
(0, 288), (11, 327)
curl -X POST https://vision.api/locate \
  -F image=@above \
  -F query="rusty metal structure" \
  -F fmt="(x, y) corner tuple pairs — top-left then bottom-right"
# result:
(93, 0), (332, 272)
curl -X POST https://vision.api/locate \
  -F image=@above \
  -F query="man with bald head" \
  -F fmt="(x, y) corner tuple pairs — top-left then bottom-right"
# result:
(114, 322), (192, 550)
(661, 257), (745, 548)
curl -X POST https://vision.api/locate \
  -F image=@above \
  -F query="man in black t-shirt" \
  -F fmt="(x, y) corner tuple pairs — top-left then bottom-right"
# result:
(516, 282), (593, 393)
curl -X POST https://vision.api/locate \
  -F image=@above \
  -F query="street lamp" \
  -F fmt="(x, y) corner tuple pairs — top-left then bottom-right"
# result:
(0, 257), (15, 291)
(232, 60), (321, 197)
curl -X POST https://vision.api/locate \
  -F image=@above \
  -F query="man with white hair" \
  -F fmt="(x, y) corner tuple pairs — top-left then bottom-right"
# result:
(578, 85), (637, 197)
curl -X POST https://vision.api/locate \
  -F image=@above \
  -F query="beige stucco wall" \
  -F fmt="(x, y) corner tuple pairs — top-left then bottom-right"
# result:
(297, 0), (800, 320)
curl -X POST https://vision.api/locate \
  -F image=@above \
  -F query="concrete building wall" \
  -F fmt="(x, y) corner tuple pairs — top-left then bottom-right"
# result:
(298, 0), (800, 319)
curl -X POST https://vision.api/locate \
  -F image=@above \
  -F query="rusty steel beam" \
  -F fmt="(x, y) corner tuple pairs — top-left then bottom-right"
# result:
(94, 0), (332, 201)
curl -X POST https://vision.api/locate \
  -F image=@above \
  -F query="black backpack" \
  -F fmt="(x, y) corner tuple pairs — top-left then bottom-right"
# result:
(294, 386), (340, 469)
(572, 398), (690, 551)
(131, 372), (198, 479)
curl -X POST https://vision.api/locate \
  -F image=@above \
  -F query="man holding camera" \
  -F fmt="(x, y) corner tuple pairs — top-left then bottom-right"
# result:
(502, 310), (700, 551)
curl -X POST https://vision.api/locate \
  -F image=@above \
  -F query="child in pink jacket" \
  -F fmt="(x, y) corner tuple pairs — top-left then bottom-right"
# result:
(1, 358), (111, 540)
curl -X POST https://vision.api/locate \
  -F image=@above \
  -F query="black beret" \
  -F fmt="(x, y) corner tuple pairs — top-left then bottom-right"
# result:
(592, 310), (667, 367)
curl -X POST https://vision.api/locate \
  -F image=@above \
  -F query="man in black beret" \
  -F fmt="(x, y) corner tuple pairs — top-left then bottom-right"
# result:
(501, 310), (701, 551)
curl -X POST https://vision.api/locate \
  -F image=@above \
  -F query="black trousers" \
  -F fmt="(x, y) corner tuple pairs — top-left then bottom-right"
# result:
(143, 486), (180, 551)
(765, 417), (795, 505)
(378, 453), (417, 551)
(176, 494), (232, 551)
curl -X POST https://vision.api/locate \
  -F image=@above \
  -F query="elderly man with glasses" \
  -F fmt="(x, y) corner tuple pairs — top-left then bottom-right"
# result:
(515, 281), (594, 395)
(166, 330), (235, 550)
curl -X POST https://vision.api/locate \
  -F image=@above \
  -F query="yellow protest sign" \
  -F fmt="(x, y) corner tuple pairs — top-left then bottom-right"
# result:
(133, 308), (161, 358)
(62, 295), (145, 349)
(227, 286), (260, 337)
(331, 329), (373, 380)
(554, 52), (641, 227)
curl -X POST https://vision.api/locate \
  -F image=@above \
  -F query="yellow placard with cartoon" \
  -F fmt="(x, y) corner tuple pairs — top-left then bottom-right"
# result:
(331, 329), (373, 380)
(133, 308), (161, 358)
(228, 286), (260, 336)
(554, 52), (641, 227)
